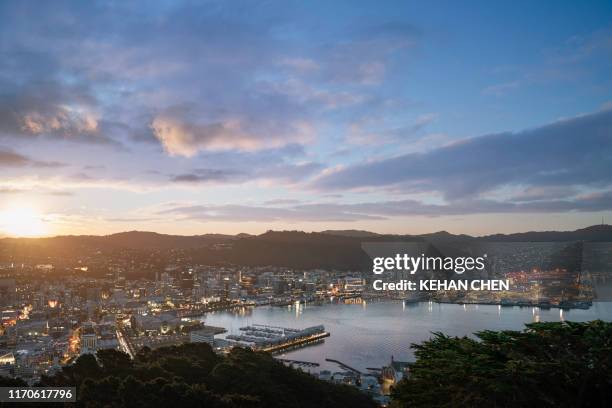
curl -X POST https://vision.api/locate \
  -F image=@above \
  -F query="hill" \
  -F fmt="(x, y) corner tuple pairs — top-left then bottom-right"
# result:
(0, 231), (236, 258)
(480, 224), (612, 242)
(321, 230), (381, 238)
(1, 225), (611, 272)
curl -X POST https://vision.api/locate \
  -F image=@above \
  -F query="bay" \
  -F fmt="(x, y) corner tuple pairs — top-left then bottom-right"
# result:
(202, 301), (612, 373)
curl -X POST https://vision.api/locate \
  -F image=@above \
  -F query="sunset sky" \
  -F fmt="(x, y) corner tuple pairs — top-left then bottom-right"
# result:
(1, 0), (611, 237)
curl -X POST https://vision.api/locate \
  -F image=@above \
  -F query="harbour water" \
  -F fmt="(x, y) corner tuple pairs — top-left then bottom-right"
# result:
(202, 300), (612, 373)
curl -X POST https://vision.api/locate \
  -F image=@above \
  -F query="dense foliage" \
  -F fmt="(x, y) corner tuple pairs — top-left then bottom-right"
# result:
(26, 344), (374, 408)
(391, 320), (612, 408)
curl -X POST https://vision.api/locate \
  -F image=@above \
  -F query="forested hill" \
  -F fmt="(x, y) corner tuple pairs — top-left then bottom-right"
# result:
(1, 343), (376, 408)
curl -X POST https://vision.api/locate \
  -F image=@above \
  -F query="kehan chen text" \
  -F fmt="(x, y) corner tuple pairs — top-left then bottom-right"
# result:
(372, 279), (510, 291)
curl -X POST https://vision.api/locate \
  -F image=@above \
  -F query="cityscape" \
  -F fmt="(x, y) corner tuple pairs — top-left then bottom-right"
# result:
(1, 228), (611, 404)
(1, 0), (611, 406)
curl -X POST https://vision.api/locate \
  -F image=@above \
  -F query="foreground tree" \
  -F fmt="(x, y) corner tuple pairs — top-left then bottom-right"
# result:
(35, 343), (375, 408)
(391, 320), (612, 407)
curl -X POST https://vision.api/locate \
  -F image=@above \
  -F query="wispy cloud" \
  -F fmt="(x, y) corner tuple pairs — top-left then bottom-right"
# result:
(482, 81), (520, 96)
(154, 191), (612, 223)
(348, 113), (438, 145)
(0, 148), (65, 168)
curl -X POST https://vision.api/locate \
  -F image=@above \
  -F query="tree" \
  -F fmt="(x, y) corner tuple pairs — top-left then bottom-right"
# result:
(35, 342), (375, 408)
(0, 376), (27, 386)
(391, 320), (612, 407)
(96, 349), (133, 372)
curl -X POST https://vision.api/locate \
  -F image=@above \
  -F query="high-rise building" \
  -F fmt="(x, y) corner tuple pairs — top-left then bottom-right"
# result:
(221, 278), (230, 302)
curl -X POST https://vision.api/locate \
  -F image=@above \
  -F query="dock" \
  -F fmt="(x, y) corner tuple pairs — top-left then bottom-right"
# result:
(262, 331), (329, 353)
(226, 324), (330, 353)
(276, 358), (320, 367)
(325, 358), (363, 375)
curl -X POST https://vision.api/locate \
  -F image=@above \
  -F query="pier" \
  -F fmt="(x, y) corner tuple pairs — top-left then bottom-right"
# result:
(226, 324), (330, 353)
(325, 358), (363, 375)
(276, 358), (320, 367)
(262, 331), (329, 353)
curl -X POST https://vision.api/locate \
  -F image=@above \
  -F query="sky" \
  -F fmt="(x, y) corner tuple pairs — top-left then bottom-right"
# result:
(0, 0), (611, 237)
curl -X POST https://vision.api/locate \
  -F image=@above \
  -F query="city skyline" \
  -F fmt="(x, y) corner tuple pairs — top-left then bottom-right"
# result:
(1, 0), (612, 237)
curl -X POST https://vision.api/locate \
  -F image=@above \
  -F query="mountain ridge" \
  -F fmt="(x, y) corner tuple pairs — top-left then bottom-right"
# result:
(1, 224), (611, 247)
(2, 225), (610, 273)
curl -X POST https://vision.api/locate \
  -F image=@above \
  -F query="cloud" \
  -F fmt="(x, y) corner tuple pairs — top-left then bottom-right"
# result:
(314, 108), (612, 200)
(0, 79), (112, 144)
(151, 110), (315, 157)
(279, 58), (319, 72)
(485, 29), (612, 97)
(263, 199), (303, 206)
(170, 169), (241, 183)
(155, 191), (612, 223)
(0, 148), (65, 168)
(169, 161), (321, 185)
(0, 187), (22, 194)
(306, 21), (419, 86)
(0, 186), (74, 196)
(257, 78), (365, 110)
(482, 81), (520, 96)
(45, 191), (74, 197)
(548, 29), (612, 65)
(509, 186), (579, 202)
(348, 113), (438, 145)
(0, 0), (422, 187)
(253, 161), (323, 184)
(83, 165), (105, 171)
(104, 216), (161, 223)
(157, 203), (385, 222)
(70, 173), (95, 181)
(3, 0), (609, 230)
(0, 149), (32, 167)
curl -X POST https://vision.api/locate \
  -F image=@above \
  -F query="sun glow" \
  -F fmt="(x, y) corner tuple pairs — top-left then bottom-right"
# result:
(0, 206), (48, 237)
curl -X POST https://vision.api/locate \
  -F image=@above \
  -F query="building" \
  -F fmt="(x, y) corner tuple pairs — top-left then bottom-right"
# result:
(0, 363), (12, 377)
(0, 279), (16, 306)
(189, 329), (214, 345)
(80, 323), (98, 354)
(381, 355), (412, 385)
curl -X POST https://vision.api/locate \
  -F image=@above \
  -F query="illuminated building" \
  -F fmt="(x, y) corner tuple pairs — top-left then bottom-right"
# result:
(80, 323), (98, 354)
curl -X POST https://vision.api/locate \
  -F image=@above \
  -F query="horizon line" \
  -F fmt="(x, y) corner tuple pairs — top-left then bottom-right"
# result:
(0, 223), (609, 240)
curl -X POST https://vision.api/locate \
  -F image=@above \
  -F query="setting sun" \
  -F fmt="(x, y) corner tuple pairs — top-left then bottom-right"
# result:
(0, 206), (48, 237)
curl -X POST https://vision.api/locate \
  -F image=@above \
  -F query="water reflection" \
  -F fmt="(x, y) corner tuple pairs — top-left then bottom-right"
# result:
(203, 301), (612, 373)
